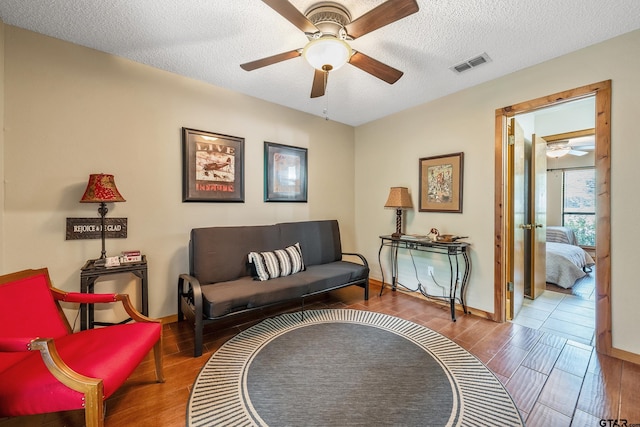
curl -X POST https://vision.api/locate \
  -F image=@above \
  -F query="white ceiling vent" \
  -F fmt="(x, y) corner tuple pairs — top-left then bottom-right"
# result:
(451, 53), (492, 74)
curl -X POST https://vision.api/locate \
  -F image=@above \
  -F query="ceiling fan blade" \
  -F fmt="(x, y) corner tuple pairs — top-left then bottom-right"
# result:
(240, 49), (301, 71)
(569, 149), (589, 156)
(349, 52), (403, 84)
(345, 0), (419, 39)
(310, 69), (327, 98)
(261, 0), (318, 34)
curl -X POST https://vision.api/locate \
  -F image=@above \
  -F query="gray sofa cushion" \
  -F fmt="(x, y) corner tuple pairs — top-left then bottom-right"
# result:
(200, 261), (368, 318)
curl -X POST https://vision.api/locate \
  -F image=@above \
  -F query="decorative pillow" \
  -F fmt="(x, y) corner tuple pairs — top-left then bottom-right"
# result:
(248, 243), (305, 281)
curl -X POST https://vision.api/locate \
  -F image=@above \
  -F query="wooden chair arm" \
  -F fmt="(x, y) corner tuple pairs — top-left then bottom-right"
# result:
(51, 287), (160, 325)
(114, 293), (161, 324)
(29, 338), (104, 427)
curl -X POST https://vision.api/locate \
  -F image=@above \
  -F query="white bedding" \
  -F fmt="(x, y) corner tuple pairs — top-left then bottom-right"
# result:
(546, 241), (595, 288)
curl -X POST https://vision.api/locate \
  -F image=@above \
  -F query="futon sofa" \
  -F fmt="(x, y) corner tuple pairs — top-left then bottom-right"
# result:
(177, 220), (369, 357)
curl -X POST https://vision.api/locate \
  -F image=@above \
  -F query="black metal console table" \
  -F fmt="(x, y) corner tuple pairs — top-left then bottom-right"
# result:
(80, 256), (148, 330)
(378, 235), (471, 321)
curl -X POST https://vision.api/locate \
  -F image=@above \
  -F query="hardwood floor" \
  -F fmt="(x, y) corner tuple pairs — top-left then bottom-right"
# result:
(2, 283), (639, 427)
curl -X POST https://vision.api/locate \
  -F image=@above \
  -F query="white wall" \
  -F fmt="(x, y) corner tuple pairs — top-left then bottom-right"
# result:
(1, 26), (355, 322)
(355, 29), (640, 355)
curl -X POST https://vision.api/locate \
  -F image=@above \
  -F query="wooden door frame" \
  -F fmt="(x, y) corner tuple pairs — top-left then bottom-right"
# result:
(494, 80), (612, 355)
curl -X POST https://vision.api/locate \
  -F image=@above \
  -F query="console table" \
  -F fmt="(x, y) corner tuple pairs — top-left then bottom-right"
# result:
(378, 235), (470, 321)
(80, 256), (148, 330)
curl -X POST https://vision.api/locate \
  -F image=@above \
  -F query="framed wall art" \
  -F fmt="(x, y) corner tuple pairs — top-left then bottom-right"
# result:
(419, 152), (464, 213)
(264, 142), (307, 202)
(182, 127), (244, 202)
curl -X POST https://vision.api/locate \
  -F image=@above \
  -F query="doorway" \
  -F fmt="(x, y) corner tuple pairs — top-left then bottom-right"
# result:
(494, 81), (612, 355)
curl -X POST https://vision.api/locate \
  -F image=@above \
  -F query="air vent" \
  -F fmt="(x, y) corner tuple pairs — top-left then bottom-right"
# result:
(450, 53), (492, 74)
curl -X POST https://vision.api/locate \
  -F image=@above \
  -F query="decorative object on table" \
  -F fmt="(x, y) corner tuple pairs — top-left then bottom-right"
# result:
(419, 152), (464, 213)
(264, 142), (308, 202)
(79, 173), (126, 259)
(427, 227), (439, 241)
(187, 309), (523, 427)
(427, 228), (468, 243)
(120, 250), (142, 263)
(384, 186), (413, 238)
(182, 127), (244, 202)
(436, 234), (468, 243)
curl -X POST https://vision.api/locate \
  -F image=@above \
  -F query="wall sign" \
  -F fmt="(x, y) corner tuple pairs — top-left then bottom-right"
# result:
(65, 218), (128, 240)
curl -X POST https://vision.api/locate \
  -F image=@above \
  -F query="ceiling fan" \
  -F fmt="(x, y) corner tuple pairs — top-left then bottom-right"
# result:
(240, 0), (419, 98)
(545, 140), (592, 158)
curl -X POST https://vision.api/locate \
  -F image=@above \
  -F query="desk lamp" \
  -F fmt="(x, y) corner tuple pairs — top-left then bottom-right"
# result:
(384, 187), (413, 238)
(80, 174), (126, 259)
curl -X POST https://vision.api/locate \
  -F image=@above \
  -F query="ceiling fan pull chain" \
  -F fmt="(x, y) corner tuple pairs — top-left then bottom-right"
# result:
(324, 73), (330, 121)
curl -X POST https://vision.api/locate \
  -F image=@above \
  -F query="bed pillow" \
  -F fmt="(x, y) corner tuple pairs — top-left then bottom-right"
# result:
(248, 243), (305, 281)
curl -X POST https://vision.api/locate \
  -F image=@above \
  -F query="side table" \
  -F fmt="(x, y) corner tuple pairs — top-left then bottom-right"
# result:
(80, 256), (148, 330)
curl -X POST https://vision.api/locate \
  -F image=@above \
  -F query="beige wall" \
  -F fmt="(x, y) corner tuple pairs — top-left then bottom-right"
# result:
(3, 22), (639, 356)
(355, 29), (640, 355)
(1, 26), (355, 322)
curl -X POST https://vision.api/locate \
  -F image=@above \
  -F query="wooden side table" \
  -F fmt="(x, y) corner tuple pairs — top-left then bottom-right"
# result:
(80, 256), (148, 330)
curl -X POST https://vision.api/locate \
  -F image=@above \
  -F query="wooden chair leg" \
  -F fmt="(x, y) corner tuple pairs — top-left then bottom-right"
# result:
(84, 382), (105, 427)
(153, 339), (165, 383)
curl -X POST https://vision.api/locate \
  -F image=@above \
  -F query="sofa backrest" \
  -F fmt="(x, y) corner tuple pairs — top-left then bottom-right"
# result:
(189, 220), (343, 284)
(277, 220), (342, 266)
(190, 225), (280, 284)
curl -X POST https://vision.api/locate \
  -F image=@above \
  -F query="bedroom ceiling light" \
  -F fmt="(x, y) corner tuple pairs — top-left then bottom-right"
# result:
(303, 36), (352, 71)
(546, 146), (571, 158)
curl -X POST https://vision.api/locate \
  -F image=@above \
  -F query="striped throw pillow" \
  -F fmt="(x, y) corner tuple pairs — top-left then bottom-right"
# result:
(248, 243), (305, 281)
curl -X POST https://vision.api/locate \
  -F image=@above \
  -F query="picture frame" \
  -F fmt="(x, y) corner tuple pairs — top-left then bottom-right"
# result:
(264, 142), (308, 202)
(182, 127), (244, 202)
(419, 152), (464, 213)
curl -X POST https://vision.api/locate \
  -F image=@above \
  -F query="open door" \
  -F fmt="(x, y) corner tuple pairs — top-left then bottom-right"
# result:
(509, 118), (525, 319)
(529, 134), (547, 299)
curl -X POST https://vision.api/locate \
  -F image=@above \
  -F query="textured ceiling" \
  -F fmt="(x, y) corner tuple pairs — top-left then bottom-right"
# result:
(1, 0), (639, 126)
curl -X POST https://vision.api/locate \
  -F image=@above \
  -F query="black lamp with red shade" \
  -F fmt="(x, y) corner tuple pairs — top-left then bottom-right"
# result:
(79, 174), (125, 259)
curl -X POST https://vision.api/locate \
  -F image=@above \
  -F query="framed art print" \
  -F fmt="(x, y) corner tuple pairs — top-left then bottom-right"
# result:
(182, 127), (244, 202)
(419, 152), (464, 213)
(264, 142), (307, 202)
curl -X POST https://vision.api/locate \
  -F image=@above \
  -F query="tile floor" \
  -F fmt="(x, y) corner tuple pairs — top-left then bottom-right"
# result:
(511, 271), (596, 346)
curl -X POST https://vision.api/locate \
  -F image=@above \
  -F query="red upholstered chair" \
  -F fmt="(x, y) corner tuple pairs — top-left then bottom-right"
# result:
(0, 268), (164, 427)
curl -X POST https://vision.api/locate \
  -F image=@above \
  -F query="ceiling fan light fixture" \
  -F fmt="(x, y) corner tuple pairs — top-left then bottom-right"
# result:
(303, 37), (352, 71)
(546, 146), (571, 158)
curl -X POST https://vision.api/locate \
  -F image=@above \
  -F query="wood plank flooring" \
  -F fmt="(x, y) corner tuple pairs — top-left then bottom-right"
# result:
(2, 283), (638, 427)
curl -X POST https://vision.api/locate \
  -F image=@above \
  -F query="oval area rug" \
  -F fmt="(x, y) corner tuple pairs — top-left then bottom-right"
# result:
(187, 309), (524, 427)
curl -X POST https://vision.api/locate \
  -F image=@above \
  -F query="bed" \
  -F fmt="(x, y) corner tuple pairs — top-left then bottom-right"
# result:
(546, 226), (595, 289)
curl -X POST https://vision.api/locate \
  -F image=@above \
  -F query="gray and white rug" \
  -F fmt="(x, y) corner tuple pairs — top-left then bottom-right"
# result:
(187, 309), (524, 426)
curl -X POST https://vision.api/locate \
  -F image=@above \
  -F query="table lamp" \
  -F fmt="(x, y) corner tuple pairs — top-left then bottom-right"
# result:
(384, 187), (413, 238)
(79, 173), (126, 259)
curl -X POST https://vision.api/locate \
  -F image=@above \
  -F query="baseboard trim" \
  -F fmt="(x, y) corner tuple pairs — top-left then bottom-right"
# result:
(368, 278), (494, 320)
(609, 346), (640, 365)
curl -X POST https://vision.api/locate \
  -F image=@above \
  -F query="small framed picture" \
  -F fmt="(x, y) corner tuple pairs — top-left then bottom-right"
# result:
(264, 142), (308, 202)
(419, 152), (464, 213)
(182, 127), (244, 202)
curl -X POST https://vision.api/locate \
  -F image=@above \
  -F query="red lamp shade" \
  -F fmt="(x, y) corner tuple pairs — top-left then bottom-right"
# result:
(79, 174), (126, 203)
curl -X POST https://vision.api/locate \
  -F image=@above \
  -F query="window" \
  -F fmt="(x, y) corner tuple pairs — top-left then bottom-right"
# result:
(562, 168), (596, 246)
